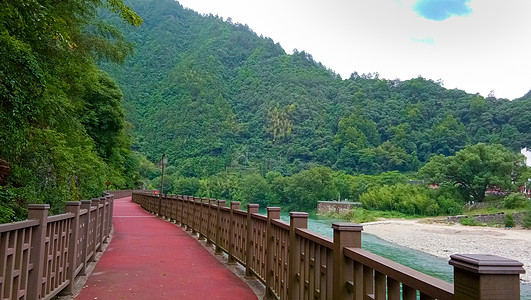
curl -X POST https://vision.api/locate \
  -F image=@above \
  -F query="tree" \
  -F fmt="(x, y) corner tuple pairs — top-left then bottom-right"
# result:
(0, 0), (142, 218)
(235, 173), (271, 206)
(266, 104), (295, 143)
(283, 166), (337, 210)
(420, 143), (525, 202)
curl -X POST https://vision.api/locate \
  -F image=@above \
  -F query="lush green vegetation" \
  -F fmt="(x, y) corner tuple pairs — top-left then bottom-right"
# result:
(99, 0), (530, 216)
(2, 0), (530, 223)
(0, 0), (142, 221)
(102, 0), (531, 181)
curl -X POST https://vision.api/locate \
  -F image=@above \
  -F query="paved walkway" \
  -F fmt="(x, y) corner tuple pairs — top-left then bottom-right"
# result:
(76, 196), (258, 300)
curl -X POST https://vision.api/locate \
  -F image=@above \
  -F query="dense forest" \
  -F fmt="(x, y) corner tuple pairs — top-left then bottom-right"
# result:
(102, 0), (530, 178)
(1, 0), (529, 221)
(101, 0), (530, 199)
(0, 0), (143, 221)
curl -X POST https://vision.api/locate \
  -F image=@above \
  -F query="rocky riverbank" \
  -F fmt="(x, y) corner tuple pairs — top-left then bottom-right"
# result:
(362, 219), (531, 282)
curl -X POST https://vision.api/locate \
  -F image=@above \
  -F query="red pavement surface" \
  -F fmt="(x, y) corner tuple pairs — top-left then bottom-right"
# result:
(76, 196), (258, 300)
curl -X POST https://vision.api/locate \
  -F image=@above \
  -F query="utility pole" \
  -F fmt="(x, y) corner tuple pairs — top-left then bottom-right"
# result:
(160, 153), (167, 195)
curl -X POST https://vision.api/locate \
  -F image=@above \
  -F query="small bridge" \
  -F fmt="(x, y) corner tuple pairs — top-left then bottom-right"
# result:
(0, 191), (526, 300)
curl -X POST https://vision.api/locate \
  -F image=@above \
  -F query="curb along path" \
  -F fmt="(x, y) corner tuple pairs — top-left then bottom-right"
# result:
(76, 196), (258, 299)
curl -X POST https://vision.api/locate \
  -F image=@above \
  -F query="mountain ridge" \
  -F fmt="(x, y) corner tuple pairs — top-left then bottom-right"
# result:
(101, 0), (531, 177)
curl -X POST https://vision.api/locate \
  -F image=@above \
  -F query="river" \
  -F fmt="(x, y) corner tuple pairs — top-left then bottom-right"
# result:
(275, 211), (531, 299)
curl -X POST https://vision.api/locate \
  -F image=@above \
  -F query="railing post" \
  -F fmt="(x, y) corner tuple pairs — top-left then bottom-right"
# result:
(80, 200), (92, 275)
(264, 207), (281, 300)
(157, 194), (162, 216)
(191, 197), (198, 235)
(181, 196), (188, 229)
(449, 254), (525, 300)
(90, 199), (99, 259)
(215, 200), (226, 254)
(171, 195), (177, 222)
(180, 195), (185, 227)
(27, 204), (49, 300)
(332, 223), (363, 300)
(183, 196), (190, 231)
(245, 204), (259, 277)
(106, 195), (114, 240)
(228, 201), (240, 264)
(288, 212), (309, 300)
(98, 197), (106, 250)
(63, 201), (81, 295)
(206, 199), (217, 245)
(199, 197), (207, 240)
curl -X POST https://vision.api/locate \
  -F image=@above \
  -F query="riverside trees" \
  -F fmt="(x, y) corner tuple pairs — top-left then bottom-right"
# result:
(420, 143), (526, 202)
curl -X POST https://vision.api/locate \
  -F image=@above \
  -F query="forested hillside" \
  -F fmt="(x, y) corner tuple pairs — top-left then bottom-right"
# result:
(103, 0), (530, 180)
(1, 0), (528, 218)
(0, 0), (143, 221)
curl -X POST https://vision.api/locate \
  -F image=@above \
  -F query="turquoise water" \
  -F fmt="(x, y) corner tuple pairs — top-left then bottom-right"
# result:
(273, 211), (530, 299)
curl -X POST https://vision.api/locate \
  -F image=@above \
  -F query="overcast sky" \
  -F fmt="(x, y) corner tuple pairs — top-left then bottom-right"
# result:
(177, 0), (531, 100)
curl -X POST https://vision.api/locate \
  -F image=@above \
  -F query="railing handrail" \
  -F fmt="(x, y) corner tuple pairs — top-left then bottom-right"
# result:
(0, 219), (40, 233)
(47, 212), (75, 222)
(345, 247), (454, 299)
(271, 218), (290, 230)
(296, 227), (334, 249)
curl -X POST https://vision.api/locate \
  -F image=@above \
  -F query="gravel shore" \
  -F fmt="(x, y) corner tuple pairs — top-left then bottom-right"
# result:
(362, 219), (531, 282)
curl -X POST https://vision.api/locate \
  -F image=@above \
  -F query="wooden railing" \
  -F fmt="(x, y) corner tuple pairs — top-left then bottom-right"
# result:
(132, 192), (526, 300)
(0, 194), (114, 300)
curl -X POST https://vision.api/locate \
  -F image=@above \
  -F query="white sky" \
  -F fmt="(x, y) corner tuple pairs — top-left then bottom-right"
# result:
(176, 0), (531, 100)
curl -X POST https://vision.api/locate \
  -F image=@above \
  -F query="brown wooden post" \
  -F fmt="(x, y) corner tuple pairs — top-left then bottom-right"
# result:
(245, 204), (259, 277)
(98, 197), (106, 250)
(80, 200), (92, 275)
(264, 207), (281, 300)
(103, 196), (110, 241)
(206, 199), (217, 245)
(110, 196), (114, 229)
(176, 195), (182, 226)
(198, 197), (207, 240)
(183, 196), (192, 231)
(157, 193), (162, 216)
(106, 195), (113, 241)
(90, 199), (100, 259)
(449, 254), (525, 300)
(63, 201), (81, 295)
(228, 201), (240, 264)
(171, 195), (177, 222)
(181, 196), (187, 229)
(180, 195), (185, 227)
(288, 212), (309, 300)
(215, 200), (226, 254)
(27, 204), (49, 300)
(332, 223), (363, 300)
(191, 197), (199, 235)
(186, 196), (193, 232)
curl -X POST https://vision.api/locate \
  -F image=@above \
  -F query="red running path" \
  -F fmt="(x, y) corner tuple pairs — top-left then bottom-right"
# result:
(76, 196), (258, 300)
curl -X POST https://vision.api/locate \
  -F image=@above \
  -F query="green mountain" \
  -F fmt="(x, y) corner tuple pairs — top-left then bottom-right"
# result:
(102, 0), (531, 178)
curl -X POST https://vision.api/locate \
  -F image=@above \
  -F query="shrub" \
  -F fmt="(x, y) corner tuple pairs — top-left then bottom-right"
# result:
(504, 213), (516, 228)
(503, 193), (529, 209)
(460, 217), (483, 226)
(522, 210), (531, 229)
(437, 196), (463, 215)
(360, 184), (440, 216)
